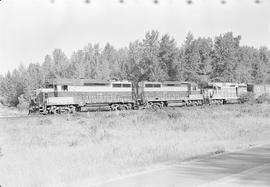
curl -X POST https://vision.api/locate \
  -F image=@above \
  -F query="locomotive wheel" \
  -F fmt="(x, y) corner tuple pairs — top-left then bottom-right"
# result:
(153, 103), (159, 109)
(65, 107), (71, 114)
(126, 103), (132, 110)
(70, 106), (76, 113)
(55, 108), (60, 114)
(217, 100), (223, 105)
(111, 104), (118, 111)
(160, 102), (164, 108)
(123, 104), (129, 110)
(118, 104), (127, 111)
(117, 105), (123, 110)
(152, 103), (160, 110)
(52, 108), (57, 114)
(146, 102), (153, 109)
(41, 109), (48, 115)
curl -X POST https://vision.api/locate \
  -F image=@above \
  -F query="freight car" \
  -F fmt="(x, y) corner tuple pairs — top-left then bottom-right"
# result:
(30, 78), (260, 114)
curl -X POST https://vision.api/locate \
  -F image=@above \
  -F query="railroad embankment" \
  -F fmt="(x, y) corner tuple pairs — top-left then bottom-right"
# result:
(1, 104), (270, 186)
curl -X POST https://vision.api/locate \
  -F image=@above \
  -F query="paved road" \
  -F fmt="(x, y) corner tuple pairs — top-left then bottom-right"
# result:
(94, 144), (270, 187)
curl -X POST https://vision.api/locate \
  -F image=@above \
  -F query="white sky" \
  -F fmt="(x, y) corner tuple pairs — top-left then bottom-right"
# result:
(0, 0), (270, 75)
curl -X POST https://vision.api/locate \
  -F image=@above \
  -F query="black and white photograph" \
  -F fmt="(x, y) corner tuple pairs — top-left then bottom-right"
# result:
(0, 0), (270, 186)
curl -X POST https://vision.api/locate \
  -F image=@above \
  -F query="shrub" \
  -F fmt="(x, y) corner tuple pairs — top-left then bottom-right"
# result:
(256, 94), (270, 104)
(238, 92), (256, 104)
(0, 96), (9, 106)
(17, 94), (29, 110)
(0, 96), (4, 105)
(166, 110), (181, 120)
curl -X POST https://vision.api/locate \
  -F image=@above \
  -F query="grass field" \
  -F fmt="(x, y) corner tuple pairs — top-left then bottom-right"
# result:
(1, 104), (270, 186)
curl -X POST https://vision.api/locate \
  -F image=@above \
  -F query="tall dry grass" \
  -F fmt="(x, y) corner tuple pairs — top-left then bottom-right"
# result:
(1, 104), (270, 186)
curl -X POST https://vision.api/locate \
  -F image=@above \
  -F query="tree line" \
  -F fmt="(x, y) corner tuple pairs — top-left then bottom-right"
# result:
(1, 31), (270, 107)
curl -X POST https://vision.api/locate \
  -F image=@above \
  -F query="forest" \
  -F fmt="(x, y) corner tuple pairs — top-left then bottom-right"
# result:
(0, 31), (270, 107)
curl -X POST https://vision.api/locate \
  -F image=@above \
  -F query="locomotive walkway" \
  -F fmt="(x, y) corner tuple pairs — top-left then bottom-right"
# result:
(91, 144), (270, 187)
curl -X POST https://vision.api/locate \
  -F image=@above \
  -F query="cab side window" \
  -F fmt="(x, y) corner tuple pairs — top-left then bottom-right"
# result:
(153, 84), (161, 88)
(62, 85), (68, 91)
(145, 84), (161, 88)
(113, 84), (121, 88)
(123, 84), (131, 88)
(145, 84), (153, 88)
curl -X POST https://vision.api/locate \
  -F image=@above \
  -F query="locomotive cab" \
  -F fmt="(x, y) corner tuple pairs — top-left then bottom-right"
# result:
(33, 88), (54, 114)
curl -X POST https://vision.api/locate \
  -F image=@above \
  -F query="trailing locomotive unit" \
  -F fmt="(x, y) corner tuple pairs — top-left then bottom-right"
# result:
(137, 81), (204, 107)
(203, 82), (248, 104)
(36, 79), (134, 114)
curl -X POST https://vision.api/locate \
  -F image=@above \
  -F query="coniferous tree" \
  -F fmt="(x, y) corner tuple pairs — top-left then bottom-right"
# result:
(42, 54), (56, 85)
(126, 40), (144, 82)
(83, 43), (96, 79)
(70, 50), (86, 78)
(141, 30), (167, 81)
(25, 63), (43, 97)
(258, 46), (270, 83)
(88, 44), (102, 79)
(102, 43), (119, 80)
(182, 32), (200, 82)
(158, 34), (178, 80)
(52, 49), (70, 78)
(116, 47), (129, 80)
(235, 46), (255, 83)
(192, 37), (213, 82)
(0, 71), (15, 106)
(211, 32), (241, 82)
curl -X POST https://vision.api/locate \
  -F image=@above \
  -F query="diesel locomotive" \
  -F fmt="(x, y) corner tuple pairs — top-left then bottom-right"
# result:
(29, 78), (267, 114)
